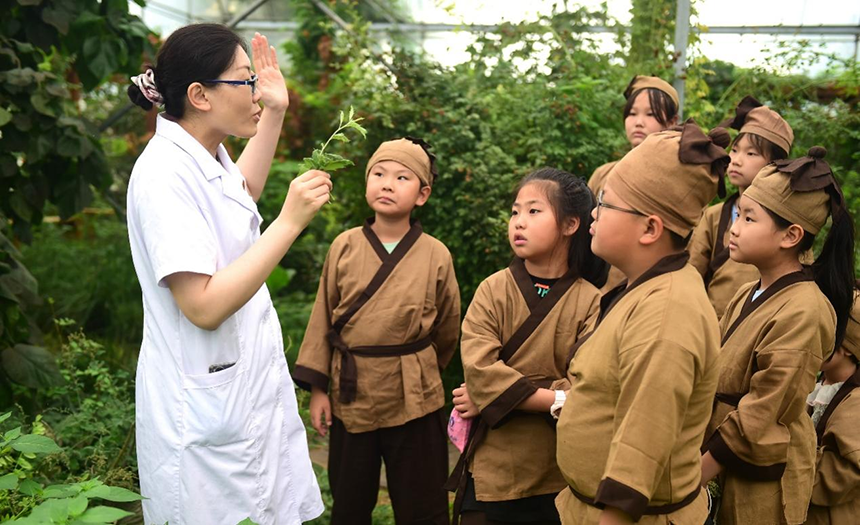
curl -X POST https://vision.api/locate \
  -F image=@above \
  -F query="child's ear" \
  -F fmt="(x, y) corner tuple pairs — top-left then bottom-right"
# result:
(638, 215), (664, 246)
(562, 216), (580, 237)
(186, 82), (212, 112)
(414, 185), (432, 207)
(779, 224), (805, 250)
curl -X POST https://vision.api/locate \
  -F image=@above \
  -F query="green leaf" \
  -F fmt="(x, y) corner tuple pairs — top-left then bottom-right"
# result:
(29, 93), (56, 117)
(338, 110), (344, 127)
(348, 106), (355, 120)
(11, 434), (62, 454)
(98, 486), (143, 503)
(2, 344), (65, 388)
(265, 266), (295, 296)
(0, 412), (10, 424)
(18, 478), (41, 496)
(0, 108), (12, 128)
(81, 483), (110, 499)
(42, 483), (81, 498)
(77, 505), (133, 523)
(237, 519), (259, 525)
(68, 494), (88, 516)
(0, 472), (18, 490)
(329, 133), (349, 143)
(4, 426), (22, 442)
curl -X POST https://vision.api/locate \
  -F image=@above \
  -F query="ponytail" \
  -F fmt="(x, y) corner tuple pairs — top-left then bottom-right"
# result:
(813, 195), (856, 350)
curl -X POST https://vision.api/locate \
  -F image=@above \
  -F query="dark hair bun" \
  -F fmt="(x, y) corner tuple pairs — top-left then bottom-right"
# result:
(128, 84), (154, 111)
(808, 146), (827, 159)
(708, 127), (731, 149)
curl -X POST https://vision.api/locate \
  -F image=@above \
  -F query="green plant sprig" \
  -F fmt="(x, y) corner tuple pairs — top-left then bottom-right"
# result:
(298, 106), (367, 173)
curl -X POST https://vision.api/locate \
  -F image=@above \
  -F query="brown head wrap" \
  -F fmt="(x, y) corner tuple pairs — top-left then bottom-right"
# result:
(365, 136), (438, 187)
(624, 75), (680, 111)
(719, 95), (794, 155)
(608, 119), (730, 236)
(744, 146), (843, 234)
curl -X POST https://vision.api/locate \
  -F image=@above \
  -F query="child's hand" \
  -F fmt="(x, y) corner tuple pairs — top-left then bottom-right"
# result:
(452, 382), (480, 419)
(309, 387), (332, 437)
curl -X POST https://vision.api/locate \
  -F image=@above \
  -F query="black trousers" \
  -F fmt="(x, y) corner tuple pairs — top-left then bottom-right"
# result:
(329, 409), (450, 525)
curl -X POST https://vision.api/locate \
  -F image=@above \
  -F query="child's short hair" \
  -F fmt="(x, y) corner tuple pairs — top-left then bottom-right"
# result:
(731, 132), (789, 162)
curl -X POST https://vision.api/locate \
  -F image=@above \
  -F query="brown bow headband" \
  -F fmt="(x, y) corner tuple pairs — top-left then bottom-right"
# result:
(775, 146), (845, 220)
(718, 95), (763, 130)
(677, 119), (731, 198)
(404, 136), (438, 185)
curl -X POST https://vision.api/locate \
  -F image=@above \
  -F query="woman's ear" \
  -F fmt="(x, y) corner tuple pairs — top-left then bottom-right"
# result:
(779, 223), (806, 250)
(186, 82), (212, 113)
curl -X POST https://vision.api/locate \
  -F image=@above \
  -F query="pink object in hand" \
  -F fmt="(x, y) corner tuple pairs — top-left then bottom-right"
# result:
(447, 408), (472, 453)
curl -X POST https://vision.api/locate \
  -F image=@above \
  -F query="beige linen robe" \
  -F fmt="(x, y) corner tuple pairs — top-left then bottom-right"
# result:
(704, 272), (835, 525)
(461, 259), (600, 502)
(687, 195), (760, 319)
(556, 253), (720, 524)
(805, 369), (860, 525)
(293, 219), (460, 433)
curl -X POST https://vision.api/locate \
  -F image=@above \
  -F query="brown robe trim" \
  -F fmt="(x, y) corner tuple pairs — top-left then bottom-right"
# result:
(329, 218), (425, 404)
(566, 252), (690, 363)
(720, 268), (813, 346)
(704, 193), (740, 287)
(705, 429), (787, 481)
(570, 479), (701, 520)
(292, 365), (330, 393)
(815, 368), (860, 444)
(480, 376), (539, 429)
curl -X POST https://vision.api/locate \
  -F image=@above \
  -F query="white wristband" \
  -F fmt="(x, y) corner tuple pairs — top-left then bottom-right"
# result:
(550, 389), (567, 419)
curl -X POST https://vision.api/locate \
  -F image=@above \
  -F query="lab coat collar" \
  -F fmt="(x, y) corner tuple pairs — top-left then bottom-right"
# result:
(156, 114), (262, 227)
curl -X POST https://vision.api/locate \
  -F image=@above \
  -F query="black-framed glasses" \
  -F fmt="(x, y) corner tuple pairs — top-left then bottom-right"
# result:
(201, 74), (258, 95)
(596, 190), (646, 221)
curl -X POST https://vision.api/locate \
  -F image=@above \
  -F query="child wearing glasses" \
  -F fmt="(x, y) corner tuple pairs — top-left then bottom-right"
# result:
(687, 96), (793, 319)
(126, 23), (328, 524)
(555, 122), (728, 525)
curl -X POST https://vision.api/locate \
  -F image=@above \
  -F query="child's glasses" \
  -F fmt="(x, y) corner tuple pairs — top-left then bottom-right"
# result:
(201, 74), (258, 95)
(596, 190), (646, 221)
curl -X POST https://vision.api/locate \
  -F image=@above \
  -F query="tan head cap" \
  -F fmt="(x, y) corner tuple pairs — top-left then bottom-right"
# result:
(365, 137), (437, 187)
(624, 75), (680, 110)
(842, 288), (860, 360)
(720, 95), (794, 155)
(744, 146), (839, 234)
(608, 119), (730, 237)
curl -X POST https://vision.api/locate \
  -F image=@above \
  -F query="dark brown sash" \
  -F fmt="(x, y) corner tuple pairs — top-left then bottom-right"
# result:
(444, 259), (578, 525)
(329, 218), (426, 404)
(569, 484), (701, 516)
(704, 194), (739, 288)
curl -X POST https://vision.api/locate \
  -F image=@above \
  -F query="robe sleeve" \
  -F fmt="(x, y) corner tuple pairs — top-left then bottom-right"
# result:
(705, 313), (824, 480)
(292, 243), (341, 392)
(594, 338), (699, 520)
(461, 280), (537, 429)
(687, 210), (715, 278)
(431, 249), (460, 370)
(811, 393), (860, 506)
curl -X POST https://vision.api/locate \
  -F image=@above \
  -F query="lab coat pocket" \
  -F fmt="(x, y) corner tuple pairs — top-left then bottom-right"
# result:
(182, 364), (252, 447)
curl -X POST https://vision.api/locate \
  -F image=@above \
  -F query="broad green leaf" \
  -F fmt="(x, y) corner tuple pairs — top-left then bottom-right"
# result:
(329, 133), (349, 143)
(77, 505), (133, 523)
(319, 158), (353, 172)
(2, 344), (65, 388)
(29, 93), (55, 117)
(18, 478), (41, 496)
(237, 519), (259, 525)
(28, 496), (70, 522)
(0, 412), (11, 424)
(0, 108), (12, 128)
(4, 426), (22, 442)
(10, 434), (62, 454)
(0, 472), (18, 490)
(99, 486), (144, 503)
(42, 484), (81, 498)
(81, 483), (110, 499)
(68, 494), (88, 516)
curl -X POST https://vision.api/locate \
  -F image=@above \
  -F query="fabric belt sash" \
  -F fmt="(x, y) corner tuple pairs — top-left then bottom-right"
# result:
(569, 485), (701, 516)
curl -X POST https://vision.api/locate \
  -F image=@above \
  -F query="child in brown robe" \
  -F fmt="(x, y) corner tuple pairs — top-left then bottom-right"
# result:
(292, 138), (461, 525)
(688, 96), (793, 319)
(448, 168), (607, 525)
(555, 121), (730, 525)
(701, 147), (856, 525)
(588, 75), (680, 292)
(804, 289), (860, 524)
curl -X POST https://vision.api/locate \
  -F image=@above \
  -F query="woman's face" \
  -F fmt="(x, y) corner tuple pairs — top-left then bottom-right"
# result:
(205, 46), (263, 139)
(624, 90), (666, 147)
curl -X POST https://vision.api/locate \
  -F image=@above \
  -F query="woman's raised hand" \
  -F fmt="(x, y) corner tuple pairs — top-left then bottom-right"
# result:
(251, 32), (289, 112)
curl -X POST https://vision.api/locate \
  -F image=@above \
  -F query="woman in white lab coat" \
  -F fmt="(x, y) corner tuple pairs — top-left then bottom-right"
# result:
(126, 23), (329, 524)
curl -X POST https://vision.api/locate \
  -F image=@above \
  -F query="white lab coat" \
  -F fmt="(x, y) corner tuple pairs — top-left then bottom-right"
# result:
(126, 114), (323, 525)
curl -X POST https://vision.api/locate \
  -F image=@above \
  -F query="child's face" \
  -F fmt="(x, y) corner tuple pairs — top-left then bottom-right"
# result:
(508, 182), (574, 263)
(624, 91), (665, 147)
(365, 160), (430, 219)
(589, 181), (645, 267)
(728, 195), (785, 266)
(728, 135), (769, 190)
